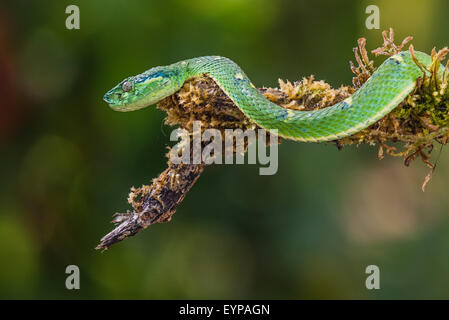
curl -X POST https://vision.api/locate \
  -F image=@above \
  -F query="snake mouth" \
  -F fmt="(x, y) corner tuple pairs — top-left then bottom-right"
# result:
(103, 96), (146, 112)
(103, 90), (145, 111)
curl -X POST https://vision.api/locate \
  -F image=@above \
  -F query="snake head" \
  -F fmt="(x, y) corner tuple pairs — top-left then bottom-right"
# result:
(103, 67), (183, 112)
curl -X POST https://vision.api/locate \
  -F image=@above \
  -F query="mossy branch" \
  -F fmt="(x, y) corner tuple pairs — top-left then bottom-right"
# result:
(96, 28), (449, 250)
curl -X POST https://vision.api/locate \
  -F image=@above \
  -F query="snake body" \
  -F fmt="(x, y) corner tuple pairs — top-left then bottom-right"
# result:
(104, 51), (440, 142)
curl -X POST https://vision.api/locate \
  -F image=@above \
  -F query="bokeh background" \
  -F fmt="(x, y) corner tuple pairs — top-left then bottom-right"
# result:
(2, 0), (449, 299)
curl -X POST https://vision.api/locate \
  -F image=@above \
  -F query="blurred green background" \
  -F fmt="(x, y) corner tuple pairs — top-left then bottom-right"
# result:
(2, 0), (449, 299)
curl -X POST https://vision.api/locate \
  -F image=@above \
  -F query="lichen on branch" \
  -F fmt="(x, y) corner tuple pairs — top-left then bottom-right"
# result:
(160, 28), (449, 167)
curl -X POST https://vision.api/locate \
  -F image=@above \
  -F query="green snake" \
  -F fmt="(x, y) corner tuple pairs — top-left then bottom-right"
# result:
(104, 51), (442, 142)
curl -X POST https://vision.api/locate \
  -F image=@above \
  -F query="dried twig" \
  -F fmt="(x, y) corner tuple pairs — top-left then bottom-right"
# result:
(96, 160), (206, 250)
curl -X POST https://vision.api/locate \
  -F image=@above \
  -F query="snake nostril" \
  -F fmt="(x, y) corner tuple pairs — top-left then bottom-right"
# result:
(117, 93), (122, 99)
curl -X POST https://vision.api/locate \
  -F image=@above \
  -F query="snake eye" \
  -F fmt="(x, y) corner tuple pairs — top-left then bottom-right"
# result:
(121, 81), (132, 92)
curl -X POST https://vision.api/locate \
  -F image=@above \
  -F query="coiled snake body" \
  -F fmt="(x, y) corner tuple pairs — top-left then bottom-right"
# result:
(104, 51), (441, 142)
